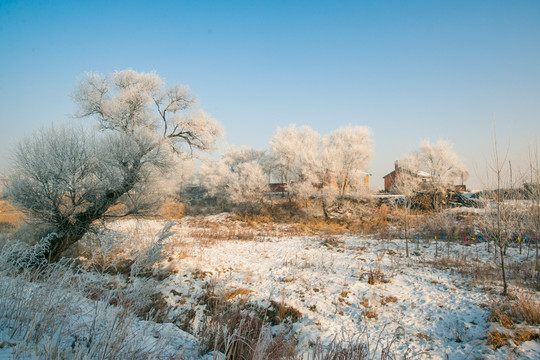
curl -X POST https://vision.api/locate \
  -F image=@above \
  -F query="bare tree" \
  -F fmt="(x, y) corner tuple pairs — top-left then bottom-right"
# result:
(525, 142), (540, 284)
(479, 130), (513, 295)
(390, 157), (420, 258)
(6, 70), (223, 263)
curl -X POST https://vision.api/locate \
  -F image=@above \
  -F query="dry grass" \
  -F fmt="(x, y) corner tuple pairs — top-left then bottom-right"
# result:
(308, 338), (369, 359)
(367, 267), (390, 285)
(513, 328), (540, 343)
(233, 212), (350, 236)
(198, 307), (297, 359)
(194, 281), (299, 358)
(487, 292), (540, 350)
(487, 330), (511, 349)
(380, 296), (398, 306)
(268, 300), (303, 325)
(365, 308), (378, 320)
(360, 298), (369, 308)
(223, 288), (254, 300)
(159, 199), (186, 219)
(133, 291), (170, 323)
(0, 200), (25, 233)
(428, 254), (539, 292)
(0, 259), (174, 359)
(487, 328), (540, 350)
(489, 305), (515, 329)
(188, 227), (259, 243)
(489, 292), (540, 327)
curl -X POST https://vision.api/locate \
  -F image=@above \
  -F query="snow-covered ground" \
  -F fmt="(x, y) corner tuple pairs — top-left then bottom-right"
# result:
(1, 215), (539, 359)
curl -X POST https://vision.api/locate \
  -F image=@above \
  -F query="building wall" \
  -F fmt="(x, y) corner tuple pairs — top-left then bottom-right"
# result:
(383, 171), (397, 191)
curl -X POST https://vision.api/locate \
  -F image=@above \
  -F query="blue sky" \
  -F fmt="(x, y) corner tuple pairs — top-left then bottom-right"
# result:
(1, 0), (539, 189)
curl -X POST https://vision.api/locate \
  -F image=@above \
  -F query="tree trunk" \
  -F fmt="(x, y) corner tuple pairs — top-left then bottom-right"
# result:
(42, 162), (141, 263)
(45, 224), (91, 263)
(500, 244), (508, 296)
(321, 199), (329, 219)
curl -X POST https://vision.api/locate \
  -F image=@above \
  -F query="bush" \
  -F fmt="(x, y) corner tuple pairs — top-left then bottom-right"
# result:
(159, 200), (186, 219)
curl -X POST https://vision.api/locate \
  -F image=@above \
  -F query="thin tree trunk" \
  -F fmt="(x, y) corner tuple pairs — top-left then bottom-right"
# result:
(500, 244), (508, 296)
(322, 199), (329, 219)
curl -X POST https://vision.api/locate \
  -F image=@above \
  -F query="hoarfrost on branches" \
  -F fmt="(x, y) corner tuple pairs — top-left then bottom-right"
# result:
(6, 70), (223, 263)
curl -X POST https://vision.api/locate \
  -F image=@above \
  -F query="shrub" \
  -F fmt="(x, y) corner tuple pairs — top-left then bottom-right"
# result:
(159, 200), (186, 219)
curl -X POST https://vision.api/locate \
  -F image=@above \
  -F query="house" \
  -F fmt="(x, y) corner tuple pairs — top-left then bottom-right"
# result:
(271, 172), (370, 195)
(383, 161), (466, 193)
(383, 161), (429, 192)
(269, 182), (288, 195)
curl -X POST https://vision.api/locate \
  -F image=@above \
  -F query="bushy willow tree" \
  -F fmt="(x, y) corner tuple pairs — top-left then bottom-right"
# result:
(7, 70), (223, 262)
(413, 140), (469, 192)
(199, 146), (269, 209)
(269, 125), (374, 217)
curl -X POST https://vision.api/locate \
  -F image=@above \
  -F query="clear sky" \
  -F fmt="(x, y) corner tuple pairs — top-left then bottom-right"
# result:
(1, 0), (539, 189)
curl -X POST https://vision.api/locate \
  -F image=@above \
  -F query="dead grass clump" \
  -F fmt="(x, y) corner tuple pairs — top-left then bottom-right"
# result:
(508, 293), (540, 325)
(224, 288), (254, 300)
(309, 337), (368, 359)
(489, 293), (540, 327)
(380, 296), (398, 305)
(237, 210), (350, 236)
(360, 298), (369, 308)
(191, 268), (213, 280)
(513, 328), (540, 343)
(268, 300), (303, 325)
(487, 330), (511, 349)
(198, 308), (297, 359)
(321, 236), (344, 249)
(196, 282), (298, 358)
(133, 292), (170, 323)
(159, 200), (186, 219)
(368, 267), (390, 285)
(506, 260), (540, 291)
(365, 308), (378, 320)
(489, 304), (515, 329)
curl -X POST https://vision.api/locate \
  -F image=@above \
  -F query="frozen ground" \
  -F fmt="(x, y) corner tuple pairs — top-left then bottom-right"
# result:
(1, 215), (539, 359)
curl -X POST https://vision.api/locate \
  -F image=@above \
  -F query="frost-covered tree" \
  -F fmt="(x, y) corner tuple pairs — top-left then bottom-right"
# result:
(269, 125), (374, 216)
(413, 140), (469, 191)
(200, 146), (269, 208)
(227, 161), (269, 205)
(323, 126), (374, 198)
(6, 70), (223, 263)
(270, 125), (320, 186)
